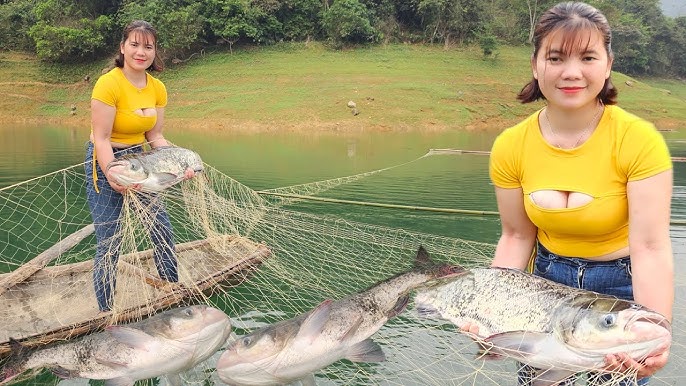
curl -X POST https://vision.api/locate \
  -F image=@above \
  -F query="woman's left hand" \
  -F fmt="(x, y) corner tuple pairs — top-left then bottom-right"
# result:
(604, 346), (670, 378)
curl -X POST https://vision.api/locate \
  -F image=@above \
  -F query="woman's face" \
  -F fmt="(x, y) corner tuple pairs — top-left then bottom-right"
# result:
(120, 31), (156, 72)
(533, 28), (613, 111)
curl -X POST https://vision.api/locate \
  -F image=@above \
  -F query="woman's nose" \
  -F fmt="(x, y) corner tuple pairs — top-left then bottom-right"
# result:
(560, 60), (583, 79)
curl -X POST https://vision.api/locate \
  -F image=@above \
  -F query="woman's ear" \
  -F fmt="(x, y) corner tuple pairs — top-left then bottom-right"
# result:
(531, 55), (538, 79)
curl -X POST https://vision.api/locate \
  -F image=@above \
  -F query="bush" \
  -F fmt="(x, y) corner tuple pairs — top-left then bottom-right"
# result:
(322, 0), (379, 47)
(0, 0), (37, 50)
(28, 16), (113, 62)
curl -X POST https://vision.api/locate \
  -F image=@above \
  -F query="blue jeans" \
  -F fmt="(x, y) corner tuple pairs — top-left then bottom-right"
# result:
(516, 242), (648, 386)
(85, 142), (178, 311)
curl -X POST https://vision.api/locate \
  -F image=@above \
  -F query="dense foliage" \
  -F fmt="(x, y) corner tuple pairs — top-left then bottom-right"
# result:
(0, 0), (684, 77)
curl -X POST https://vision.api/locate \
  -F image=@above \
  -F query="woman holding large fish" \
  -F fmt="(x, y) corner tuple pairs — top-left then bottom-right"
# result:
(483, 1), (672, 385)
(85, 20), (198, 312)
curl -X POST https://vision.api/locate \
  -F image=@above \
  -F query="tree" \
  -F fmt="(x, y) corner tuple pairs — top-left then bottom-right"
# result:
(117, 0), (204, 58)
(321, 0), (379, 47)
(28, 0), (113, 62)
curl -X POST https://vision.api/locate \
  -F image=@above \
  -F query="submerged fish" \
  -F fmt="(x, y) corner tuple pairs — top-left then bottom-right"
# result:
(107, 146), (204, 193)
(0, 305), (231, 386)
(414, 260), (672, 386)
(216, 246), (461, 386)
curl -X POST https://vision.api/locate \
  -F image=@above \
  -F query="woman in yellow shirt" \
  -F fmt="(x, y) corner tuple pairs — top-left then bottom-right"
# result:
(487, 2), (672, 385)
(84, 20), (188, 312)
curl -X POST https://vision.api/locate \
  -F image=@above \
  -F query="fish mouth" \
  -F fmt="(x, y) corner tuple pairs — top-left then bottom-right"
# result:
(626, 312), (671, 334)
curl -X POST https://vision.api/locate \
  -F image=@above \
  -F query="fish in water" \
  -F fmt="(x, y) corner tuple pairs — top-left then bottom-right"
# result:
(215, 246), (461, 386)
(107, 146), (204, 193)
(0, 305), (231, 386)
(413, 259), (672, 386)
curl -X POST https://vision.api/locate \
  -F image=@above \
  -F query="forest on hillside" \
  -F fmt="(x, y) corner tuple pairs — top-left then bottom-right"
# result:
(1, 0), (685, 77)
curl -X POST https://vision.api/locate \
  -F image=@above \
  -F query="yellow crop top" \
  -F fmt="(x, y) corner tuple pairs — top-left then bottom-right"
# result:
(91, 67), (167, 145)
(489, 105), (672, 258)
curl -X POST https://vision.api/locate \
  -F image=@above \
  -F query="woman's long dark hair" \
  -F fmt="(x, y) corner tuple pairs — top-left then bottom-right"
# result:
(114, 20), (164, 72)
(517, 2), (617, 105)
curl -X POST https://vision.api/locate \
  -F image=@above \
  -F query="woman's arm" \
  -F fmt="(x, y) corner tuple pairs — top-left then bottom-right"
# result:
(627, 169), (674, 320)
(91, 99), (126, 193)
(144, 107), (169, 148)
(491, 186), (538, 270)
(608, 169), (673, 377)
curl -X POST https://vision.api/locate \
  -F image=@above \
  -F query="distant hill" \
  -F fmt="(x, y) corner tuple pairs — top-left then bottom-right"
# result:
(662, 0), (686, 17)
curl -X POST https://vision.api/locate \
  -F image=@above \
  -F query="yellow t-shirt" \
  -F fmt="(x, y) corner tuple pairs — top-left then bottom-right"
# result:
(489, 105), (672, 258)
(91, 67), (167, 145)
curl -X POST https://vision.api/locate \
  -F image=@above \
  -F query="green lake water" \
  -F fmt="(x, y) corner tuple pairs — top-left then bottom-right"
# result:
(1, 124), (685, 385)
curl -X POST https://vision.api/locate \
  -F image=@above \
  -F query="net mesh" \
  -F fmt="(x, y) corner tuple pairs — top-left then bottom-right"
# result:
(0, 155), (683, 386)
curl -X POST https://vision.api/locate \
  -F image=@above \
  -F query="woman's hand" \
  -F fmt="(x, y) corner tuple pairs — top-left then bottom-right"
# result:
(183, 167), (196, 180)
(459, 322), (480, 337)
(105, 169), (140, 193)
(604, 345), (670, 379)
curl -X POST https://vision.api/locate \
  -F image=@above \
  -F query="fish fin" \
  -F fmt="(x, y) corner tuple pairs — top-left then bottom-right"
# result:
(49, 366), (79, 379)
(529, 369), (577, 386)
(297, 299), (333, 343)
(104, 377), (135, 386)
(414, 303), (441, 319)
(339, 315), (363, 342)
(414, 245), (433, 267)
(156, 173), (181, 185)
(165, 373), (184, 386)
(345, 339), (386, 363)
(483, 331), (549, 357)
(93, 355), (129, 370)
(299, 373), (317, 386)
(106, 326), (154, 350)
(474, 340), (505, 361)
(389, 294), (410, 318)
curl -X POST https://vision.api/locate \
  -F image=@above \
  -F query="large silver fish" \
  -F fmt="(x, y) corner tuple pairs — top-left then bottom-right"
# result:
(107, 146), (204, 193)
(215, 246), (461, 386)
(0, 305), (231, 386)
(414, 261), (672, 386)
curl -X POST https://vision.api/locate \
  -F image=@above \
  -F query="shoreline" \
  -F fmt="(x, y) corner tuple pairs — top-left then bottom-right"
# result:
(0, 112), (681, 134)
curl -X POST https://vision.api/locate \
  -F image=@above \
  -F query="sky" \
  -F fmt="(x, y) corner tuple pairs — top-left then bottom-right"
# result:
(661, 0), (686, 17)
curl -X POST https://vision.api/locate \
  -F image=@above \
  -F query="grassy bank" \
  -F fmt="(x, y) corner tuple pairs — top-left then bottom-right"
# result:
(1, 43), (685, 132)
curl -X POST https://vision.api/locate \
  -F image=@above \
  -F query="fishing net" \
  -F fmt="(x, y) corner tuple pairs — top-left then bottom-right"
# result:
(0, 151), (684, 386)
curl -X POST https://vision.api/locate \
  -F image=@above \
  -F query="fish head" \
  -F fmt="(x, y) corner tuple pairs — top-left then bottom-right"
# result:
(107, 157), (151, 186)
(150, 305), (232, 362)
(560, 296), (671, 360)
(216, 325), (291, 370)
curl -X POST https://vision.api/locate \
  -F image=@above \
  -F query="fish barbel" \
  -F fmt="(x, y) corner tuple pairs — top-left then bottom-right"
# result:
(107, 146), (204, 193)
(216, 246), (462, 386)
(1, 305), (231, 386)
(414, 263), (672, 386)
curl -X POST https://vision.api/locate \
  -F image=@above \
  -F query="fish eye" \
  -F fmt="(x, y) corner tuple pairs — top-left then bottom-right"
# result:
(183, 308), (193, 317)
(242, 337), (252, 347)
(599, 314), (617, 328)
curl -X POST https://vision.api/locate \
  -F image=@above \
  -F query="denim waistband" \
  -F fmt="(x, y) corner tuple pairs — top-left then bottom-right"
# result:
(537, 242), (630, 268)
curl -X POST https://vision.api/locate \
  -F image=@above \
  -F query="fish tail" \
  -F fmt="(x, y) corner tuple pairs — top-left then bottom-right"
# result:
(414, 245), (466, 277)
(0, 339), (29, 384)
